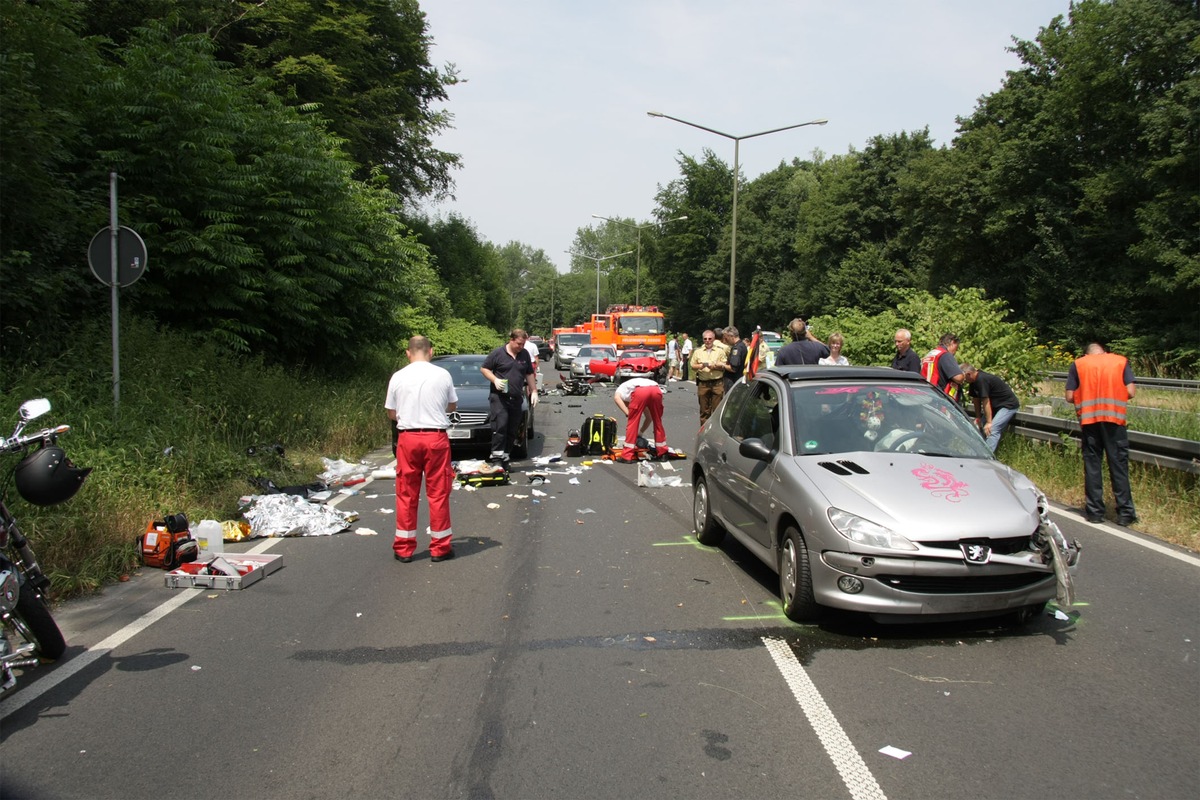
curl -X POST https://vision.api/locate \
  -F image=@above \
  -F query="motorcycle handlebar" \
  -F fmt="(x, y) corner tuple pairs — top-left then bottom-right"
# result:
(1, 424), (70, 454)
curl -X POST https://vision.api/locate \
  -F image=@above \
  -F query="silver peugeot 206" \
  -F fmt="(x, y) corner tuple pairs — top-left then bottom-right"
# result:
(692, 366), (1079, 624)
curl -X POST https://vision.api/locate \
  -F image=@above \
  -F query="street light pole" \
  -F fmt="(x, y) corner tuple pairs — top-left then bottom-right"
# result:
(647, 111), (827, 328)
(591, 214), (688, 304)
(566, 250), (634, 314)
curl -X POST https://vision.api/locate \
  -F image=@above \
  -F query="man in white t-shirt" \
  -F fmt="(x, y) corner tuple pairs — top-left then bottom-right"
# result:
(523, 336), (543, 391)
(613, 377), (668, 462)
(384, 335), (458, 563)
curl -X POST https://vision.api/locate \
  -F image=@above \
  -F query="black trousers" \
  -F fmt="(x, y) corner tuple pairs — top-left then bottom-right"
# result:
(1081, 421), (1135, 519)
(488, 393), (523, 458)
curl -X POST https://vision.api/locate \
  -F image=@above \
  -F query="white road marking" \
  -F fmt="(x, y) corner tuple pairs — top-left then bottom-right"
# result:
(762, 636), (888, 800)
(1058, 509), (1200, 567)
(1, 534), (285, 719)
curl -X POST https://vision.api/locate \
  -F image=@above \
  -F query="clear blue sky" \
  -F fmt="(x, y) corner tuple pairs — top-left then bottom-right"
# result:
(420, 1), (1073, 272)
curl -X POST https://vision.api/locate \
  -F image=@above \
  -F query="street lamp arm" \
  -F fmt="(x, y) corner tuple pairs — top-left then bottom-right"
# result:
(647, 110), (734, 141)
(649, 110), (827, 143)
(739, 118), (828, 142)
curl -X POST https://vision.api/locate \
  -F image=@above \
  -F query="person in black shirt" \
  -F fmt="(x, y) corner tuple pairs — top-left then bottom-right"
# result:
(775, 318), (829, 365)
(891, 328), (921, 373)
(722, 326), (748, 391)
(962, 364), (1021, 452)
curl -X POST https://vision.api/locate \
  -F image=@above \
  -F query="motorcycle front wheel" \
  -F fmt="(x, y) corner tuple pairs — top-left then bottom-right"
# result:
(9, 587), (66, 661)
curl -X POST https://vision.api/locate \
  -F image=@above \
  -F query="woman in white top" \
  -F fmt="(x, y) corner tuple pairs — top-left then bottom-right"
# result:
(818, 332), (850, 366)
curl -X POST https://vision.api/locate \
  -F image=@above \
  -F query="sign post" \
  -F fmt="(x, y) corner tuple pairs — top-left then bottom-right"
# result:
(86, 172), (148, 419)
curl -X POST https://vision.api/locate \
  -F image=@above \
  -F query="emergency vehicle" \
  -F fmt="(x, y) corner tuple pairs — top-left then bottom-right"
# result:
(588, 305), (667, 356)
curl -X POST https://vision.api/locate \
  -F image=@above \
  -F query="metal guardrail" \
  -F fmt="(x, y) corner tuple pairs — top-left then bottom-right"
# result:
(1010, 410), (1200, 474)
(1045, 372), (1200, 392)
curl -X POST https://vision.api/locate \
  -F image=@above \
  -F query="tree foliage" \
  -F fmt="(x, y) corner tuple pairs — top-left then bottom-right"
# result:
(814, 287), (1044, 398)
(79, 0), (461, 200)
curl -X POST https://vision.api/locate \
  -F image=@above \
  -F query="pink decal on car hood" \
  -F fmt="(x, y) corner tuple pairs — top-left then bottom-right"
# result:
(912, 463), (970, 502)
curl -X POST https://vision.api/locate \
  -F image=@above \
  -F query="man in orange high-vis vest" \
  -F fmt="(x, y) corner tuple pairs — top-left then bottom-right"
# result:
(1065, 343), (1137, 526)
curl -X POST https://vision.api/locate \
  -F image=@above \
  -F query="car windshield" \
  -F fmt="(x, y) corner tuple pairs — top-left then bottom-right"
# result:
(577, 346), (613, 359)
(620, 349), (654, 358)
(616, 316), (664, 335)
(790, 382), (993, 459)
(558, 334), (590, 346)
(760, 331), (782, 341)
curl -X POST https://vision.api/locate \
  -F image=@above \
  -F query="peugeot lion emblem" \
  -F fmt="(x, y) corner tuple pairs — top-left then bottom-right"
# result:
(961, 543), (992, 564)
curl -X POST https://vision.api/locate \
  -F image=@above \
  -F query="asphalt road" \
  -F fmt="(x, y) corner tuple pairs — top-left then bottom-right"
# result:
(2, 362), (1197, 800)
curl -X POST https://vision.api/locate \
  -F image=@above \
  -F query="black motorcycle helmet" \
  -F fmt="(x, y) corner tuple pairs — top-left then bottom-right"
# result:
(14, 445), (92, 506)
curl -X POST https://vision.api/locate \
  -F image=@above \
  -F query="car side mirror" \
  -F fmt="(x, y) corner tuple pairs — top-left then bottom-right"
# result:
(738, 437), (774, 462)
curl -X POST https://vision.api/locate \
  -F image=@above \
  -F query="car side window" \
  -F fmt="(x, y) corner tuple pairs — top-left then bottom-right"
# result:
(727, 382), (779, 451)
(719, 382), (751, 433)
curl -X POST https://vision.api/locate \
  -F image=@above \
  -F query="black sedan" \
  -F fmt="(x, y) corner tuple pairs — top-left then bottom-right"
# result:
(432, 354), (533, 458)
(528, 336), (552, 360)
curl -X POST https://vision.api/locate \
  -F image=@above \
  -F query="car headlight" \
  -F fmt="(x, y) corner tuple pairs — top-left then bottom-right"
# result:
(827, 508), (918, 551)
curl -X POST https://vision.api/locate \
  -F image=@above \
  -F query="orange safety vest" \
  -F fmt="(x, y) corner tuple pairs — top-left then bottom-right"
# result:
(1073, 353), (1130, 426)
(921, 346), (960, 400)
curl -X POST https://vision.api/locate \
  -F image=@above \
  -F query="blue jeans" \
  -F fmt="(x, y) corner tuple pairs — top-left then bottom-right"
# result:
(986, 406), (1017, 452)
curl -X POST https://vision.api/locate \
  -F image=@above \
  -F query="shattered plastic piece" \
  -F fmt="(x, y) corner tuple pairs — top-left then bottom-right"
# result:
(637, 462), (683, 487)
(371, 468), (396, 480)
(317, 457), (369, 486)
(531, 489), (547, 497)
(487, 503), (501, 509)
(569, 478), (581, 485)
(1053, 609), (1070, 621)
(354, 527), (379, 536)
(879, 746), (911, 760)
(577, 508), (596, 514)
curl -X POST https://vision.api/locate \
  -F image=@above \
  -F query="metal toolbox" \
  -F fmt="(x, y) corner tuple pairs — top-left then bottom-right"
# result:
(164, 553), (283, 590)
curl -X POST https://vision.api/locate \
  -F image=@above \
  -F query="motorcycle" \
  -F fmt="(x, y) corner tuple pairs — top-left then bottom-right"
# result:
(1, 398), (90, 693)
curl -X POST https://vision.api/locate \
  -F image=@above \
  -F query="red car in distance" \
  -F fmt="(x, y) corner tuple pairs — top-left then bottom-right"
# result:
(587, 346), (668, 384)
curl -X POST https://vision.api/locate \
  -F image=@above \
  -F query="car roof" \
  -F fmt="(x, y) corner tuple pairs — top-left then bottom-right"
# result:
(432, 354), (485, 363)
(764, 365), (927, 383)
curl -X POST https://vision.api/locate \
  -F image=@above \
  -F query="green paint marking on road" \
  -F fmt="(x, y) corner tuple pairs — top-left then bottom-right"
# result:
(651, 533), (710, 550)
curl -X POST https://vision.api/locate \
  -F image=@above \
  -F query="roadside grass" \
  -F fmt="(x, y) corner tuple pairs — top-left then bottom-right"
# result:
(1, 319), (394, 597)
(998, 435), (1200, 553)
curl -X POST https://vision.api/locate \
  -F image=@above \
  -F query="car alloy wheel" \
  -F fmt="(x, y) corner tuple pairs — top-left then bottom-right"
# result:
(779, 525), (819, 622)
(693, 474), (725, 545)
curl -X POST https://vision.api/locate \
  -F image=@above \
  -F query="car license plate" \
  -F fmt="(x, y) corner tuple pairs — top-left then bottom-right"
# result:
(448, 428), (470, 440)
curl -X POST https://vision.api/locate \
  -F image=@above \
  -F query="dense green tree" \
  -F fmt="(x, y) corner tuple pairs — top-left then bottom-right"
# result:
(929, 0), (1198, 356)
(732, 162), (810, 329)
(80, 0), (461, 200)
(83, 21), (441, 364)
(792, 132), (934, 309)
(0, 0), (108, 346)
(494, 242), (555, 332)
(406, 213), (506, 326)
(648, 149), (734, 333)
